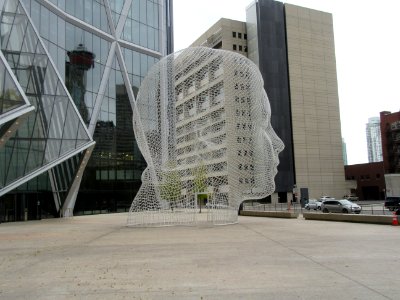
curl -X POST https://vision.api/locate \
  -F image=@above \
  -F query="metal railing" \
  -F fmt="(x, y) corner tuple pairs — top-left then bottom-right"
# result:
(243, 202), (398, 216)
(243, 202), (303, 213)
(358, 204), (397, 215)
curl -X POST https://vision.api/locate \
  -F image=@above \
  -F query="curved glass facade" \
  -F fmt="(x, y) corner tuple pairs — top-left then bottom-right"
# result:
(0, 0), (173, 221)
(121, 0), (161, 51)
(46, 0), (111, 33)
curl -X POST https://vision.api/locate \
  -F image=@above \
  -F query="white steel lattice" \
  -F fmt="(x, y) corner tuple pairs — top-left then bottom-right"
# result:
(127, 47), (284, 227)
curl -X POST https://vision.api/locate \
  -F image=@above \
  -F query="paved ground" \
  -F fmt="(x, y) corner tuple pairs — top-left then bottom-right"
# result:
(0, 214), (399, 299)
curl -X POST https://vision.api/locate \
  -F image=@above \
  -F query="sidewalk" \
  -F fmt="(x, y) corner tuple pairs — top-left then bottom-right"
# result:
(0, 213), (399, 299)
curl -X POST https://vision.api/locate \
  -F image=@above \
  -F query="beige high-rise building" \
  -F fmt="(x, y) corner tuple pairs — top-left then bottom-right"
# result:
(284, 4), (346, 199)
(189, 0), (348, 202)
(191, 18), (248, 57)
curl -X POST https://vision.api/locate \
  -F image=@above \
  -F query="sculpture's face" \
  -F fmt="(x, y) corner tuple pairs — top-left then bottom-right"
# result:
(257, 89), (285, 193)
(129, 47), (284, 225)
(228, 61), (284, 198)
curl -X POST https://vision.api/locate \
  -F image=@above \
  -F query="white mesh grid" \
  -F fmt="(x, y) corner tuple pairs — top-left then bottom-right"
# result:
(127, 47), (284, 227)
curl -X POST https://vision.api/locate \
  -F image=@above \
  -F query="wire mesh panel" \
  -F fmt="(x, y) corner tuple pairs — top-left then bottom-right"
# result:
(127, 47), (284, 227)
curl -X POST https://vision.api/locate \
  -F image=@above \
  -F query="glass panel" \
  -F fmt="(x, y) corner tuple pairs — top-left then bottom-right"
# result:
(146, 1), (154, 28)
(54, 0), (111, 34)
(132, 0), (139, 21)
(25, 138), (46, 173)
(122, 18), (132, 41)
(82, 54), (145, 201)
(84, 0), (92, 24)
(0, 0), (92, 190)
(140, 53), (147, 76)
(139, 0), (146, 24)
(0, 57), (26, 115)
(132, 20), (140, 45)
(139, 23), (147, 48)
(40, 3), (50, 40)
(6, 13), (26, 52)
(121, 0), (159, 50)
(109, 0), (125, 26)
(154, 3), (159, 29)
(148, 26), (154, 50)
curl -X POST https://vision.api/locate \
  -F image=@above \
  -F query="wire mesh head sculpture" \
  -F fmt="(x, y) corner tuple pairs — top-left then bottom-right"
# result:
(127, 47), (284, 227)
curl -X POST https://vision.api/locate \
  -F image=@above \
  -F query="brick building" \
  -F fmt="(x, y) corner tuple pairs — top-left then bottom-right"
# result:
(380, 111), (400, 174)
(344, 162), (386, 200)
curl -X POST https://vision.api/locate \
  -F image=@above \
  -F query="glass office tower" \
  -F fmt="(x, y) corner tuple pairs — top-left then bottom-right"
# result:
(366, 117), (383, 163)
(0, 0), (173, 221)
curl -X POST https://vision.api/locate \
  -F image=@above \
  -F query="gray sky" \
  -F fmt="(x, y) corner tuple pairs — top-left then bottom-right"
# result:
(173, 0), (400, 165)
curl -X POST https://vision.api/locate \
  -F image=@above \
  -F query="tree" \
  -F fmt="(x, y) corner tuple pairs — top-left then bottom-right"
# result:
(193, 163), (208, 212)
(193, 163), (207, 193)
(160, 161), (182, 210)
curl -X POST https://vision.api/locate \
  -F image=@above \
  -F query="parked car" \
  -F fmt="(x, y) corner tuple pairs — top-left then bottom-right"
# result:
(305, 199), (318, 210)
(321, 199), (361, 214)
(205, 203), (226, 209)
(384, 197), (400, 211)
(344, 195), (359, 201)
(305, 199), (322, 210)
(316, 201), (323, 210)
(319, 196), (335, 201)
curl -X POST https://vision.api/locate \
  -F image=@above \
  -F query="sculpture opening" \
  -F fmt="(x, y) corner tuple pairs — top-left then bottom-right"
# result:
(127, 47), (284, 227)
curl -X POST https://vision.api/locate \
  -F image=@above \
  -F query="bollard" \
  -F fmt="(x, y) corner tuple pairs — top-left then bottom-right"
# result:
(392, 212), (399, 226)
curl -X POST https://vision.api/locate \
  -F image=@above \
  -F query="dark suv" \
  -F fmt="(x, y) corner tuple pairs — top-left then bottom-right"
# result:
(384, 197), (400, 211)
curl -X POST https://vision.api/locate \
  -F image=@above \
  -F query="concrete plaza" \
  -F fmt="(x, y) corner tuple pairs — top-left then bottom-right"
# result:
(0, 213), (399, 299)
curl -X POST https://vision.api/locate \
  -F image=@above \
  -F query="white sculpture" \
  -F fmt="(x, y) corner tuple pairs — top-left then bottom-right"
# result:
(127, 47), (284, 227)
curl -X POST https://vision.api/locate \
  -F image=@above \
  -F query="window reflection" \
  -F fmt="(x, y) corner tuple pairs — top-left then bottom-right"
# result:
(66, 43), (95, 123)
(90, 83), (145, 183)
(0, 58), (25, 115)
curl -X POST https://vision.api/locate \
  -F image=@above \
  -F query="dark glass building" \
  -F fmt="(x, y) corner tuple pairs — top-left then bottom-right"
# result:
(0, 0), (173, 221)
(248, 1), (295, 202)
(247, 0), (295, 202)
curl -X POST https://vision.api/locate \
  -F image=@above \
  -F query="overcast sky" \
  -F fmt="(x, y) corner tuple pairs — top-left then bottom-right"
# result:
(173, 0), (400, 165)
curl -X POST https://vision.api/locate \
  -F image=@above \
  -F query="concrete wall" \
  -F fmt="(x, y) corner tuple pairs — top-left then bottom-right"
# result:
(303, 212), (395, 225)
(241, 210), (299, 218)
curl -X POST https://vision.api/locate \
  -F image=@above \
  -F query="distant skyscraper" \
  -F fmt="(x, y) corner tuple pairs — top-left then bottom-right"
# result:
(342, 139), (348, 166)
(366, 117), (383, 163)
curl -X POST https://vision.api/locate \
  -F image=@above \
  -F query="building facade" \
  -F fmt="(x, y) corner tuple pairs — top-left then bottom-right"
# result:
(173, 48), (280, 207)
(344, 162), (385, 200)
(380, 111), (400, 174)
(190, 0), (348, 202)
(191, 18), (248, 57)
(0, 0), (173, 222)
(366, 117), (383, 163)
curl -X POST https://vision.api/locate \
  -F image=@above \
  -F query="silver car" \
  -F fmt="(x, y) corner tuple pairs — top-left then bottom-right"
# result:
(305, 199), (322, 210)
(305, 199), (317, 210)
(319, 196), (335, 201)
(321, 199), (361, 214)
